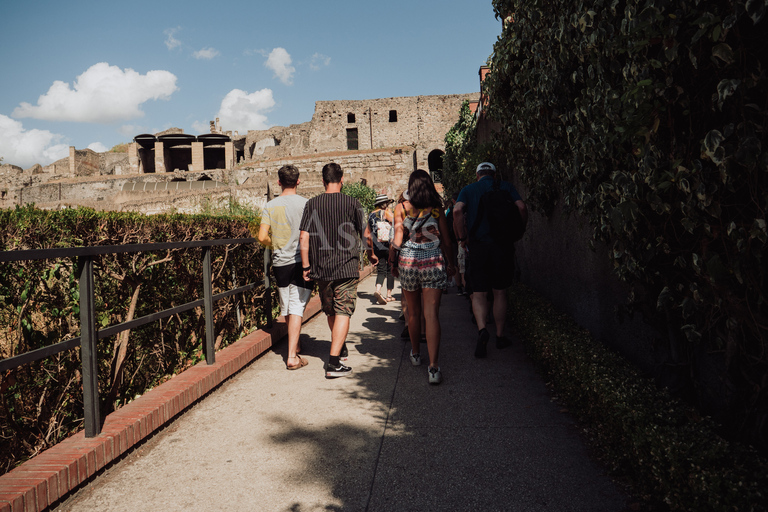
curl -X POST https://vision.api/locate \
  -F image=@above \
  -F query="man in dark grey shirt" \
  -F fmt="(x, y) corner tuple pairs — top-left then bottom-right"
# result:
(299, 162), (377, 378)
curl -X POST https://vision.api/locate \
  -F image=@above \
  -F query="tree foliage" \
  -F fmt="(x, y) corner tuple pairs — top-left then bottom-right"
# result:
(341, 181), (378, 214)
(442, 101), (480, 197)
(485, 0), (767, 450)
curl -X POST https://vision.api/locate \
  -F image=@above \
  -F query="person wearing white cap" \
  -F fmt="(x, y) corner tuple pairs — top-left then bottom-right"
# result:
(453, 162), (528, 358)
(369, 194), (395, 304)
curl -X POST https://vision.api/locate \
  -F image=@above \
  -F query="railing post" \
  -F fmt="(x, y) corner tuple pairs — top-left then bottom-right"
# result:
(78, 256), (101, 437)
(203, 246), (215, 364)
(263, 248), (272, 328)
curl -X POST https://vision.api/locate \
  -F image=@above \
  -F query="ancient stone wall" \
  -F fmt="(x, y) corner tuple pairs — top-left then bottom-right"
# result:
(244, 123), (312, 161)
(5, 149), (415, 214)
(306, 94), (475, 170)
(2, 92), (475, 213)
(242, 93), (475, 171)
(244, 147), (415, 201)
(101, 152), (129, 175)
(72, 149), (101, 177)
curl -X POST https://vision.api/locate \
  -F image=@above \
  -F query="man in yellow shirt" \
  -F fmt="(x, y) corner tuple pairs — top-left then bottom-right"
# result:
(258, 165), (312, 370)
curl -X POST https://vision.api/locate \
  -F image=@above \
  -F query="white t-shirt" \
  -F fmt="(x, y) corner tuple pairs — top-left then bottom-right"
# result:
(260, 194), (308, 267)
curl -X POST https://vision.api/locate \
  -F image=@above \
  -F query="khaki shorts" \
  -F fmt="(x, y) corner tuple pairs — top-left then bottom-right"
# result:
(318, 277), (359, 317)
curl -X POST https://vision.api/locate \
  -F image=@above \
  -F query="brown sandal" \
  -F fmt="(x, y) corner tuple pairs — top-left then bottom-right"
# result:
(286, 356), (308, 370)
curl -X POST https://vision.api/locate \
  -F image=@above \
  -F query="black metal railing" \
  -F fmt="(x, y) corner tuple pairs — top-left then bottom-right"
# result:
(0, 238), (271, 437)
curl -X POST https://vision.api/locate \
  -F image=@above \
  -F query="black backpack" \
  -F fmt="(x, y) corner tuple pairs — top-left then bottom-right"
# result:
(469, 180), (525, 246)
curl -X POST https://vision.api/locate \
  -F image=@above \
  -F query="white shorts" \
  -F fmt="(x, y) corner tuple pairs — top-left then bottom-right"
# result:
(278, 284), (312, 317)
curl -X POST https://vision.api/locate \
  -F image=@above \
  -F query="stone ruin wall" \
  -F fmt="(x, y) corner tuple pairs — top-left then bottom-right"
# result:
(1, 148), (415, 214)
(244, 123), (313, 162)
(307, 93), (476, 169)
(1, 92), (476, 213)
(72, 149), (100, 177)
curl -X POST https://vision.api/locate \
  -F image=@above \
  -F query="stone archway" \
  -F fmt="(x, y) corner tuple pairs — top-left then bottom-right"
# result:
(428, 149), (445, 184)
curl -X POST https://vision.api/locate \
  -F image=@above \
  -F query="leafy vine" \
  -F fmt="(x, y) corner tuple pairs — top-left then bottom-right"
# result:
(484, 0), (767, 450)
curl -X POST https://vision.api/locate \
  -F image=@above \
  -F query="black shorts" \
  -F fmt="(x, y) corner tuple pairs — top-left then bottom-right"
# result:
(466, 240), (514, 293)
(273, 263), (314, 290)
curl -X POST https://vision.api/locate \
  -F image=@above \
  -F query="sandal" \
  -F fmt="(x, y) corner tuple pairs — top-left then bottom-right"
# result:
(373, 291), (387, 305)
(385, 296), (396, 302)
(286, 356), (308, 370)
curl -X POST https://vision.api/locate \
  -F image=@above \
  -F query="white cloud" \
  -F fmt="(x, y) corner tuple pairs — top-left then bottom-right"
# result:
(264, 48), (295, 85)
(119, 124), (145, 137)
(43, 144), (71, 163)
(310, 53), (331, 71)
(193, 47), (220, 60)
(191, 120), (210, 134)
(12, 62), (178, 123)
(215, 89), (275, 133)
(0, 114), (68, 168)
(87, 142), (109, 153)
(164, 27), (181, 50)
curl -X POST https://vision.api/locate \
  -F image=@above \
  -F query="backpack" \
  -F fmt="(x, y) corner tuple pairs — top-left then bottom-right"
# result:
(469, 180), (525, 246)
(373, 211), (392, 243)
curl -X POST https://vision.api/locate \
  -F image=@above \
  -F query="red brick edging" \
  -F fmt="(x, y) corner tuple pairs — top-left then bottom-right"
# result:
(0, 266), (373, 512)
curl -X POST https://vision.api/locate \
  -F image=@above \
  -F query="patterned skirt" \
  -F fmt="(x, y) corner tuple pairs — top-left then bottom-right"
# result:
(398, 243), (447, 291)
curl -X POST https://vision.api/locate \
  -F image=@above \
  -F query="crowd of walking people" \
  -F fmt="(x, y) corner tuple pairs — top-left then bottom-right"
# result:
(258, 161), (527, 385)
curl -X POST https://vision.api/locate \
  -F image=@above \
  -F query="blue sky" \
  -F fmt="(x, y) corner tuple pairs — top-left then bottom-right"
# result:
(0, 0), (501, 169)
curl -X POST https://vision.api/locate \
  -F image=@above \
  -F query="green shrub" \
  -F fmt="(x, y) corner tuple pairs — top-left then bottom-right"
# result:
(341, 181), (377, 214)
(508, 282), (768, 511)
(0, 205), (270, 473)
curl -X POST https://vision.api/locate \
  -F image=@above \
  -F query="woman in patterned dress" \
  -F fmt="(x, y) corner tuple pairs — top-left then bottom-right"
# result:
(390, 169), (456, 385)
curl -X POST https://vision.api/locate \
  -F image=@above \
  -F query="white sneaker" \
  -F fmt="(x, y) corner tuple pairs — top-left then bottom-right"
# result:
(409, 350), (421, 366)
(428, 366), (442, 385)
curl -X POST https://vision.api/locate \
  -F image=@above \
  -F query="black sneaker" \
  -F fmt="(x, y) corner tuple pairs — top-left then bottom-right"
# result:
(401, 325), (410, 339)
(474, 328), (489, 358)
(457, 286), (464, 296)
(326, 362), (352, 378)
(497, 336), (512, 349)
(340, 344), (349, 360)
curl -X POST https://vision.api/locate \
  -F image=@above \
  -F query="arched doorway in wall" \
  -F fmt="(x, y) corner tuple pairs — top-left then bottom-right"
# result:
(428, 149), (445, 184)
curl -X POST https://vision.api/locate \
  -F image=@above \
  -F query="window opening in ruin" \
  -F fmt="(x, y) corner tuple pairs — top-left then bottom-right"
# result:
(346, 128), (359, 150)
(389, 110), (398, 122)
(347, 113), (356, 123)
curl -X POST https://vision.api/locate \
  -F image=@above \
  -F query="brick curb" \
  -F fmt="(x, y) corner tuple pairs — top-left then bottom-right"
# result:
(0, 266), (373, 512)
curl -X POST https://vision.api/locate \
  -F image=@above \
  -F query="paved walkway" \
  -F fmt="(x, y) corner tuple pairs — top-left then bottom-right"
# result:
(55, 275), (628, 511)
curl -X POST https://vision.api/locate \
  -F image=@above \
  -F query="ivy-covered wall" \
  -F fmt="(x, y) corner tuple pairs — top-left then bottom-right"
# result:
(483, 0), (768, 451)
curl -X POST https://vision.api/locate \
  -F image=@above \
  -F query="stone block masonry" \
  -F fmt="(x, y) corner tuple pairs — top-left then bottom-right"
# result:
(4, 148), (416, 215)
(245, 93), (476, 170)
(1, 92), (478, 214)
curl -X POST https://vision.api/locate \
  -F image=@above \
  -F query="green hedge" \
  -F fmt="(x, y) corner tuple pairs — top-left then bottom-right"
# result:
(508, 282), (768, 511)
(0, 205), (270, 473)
